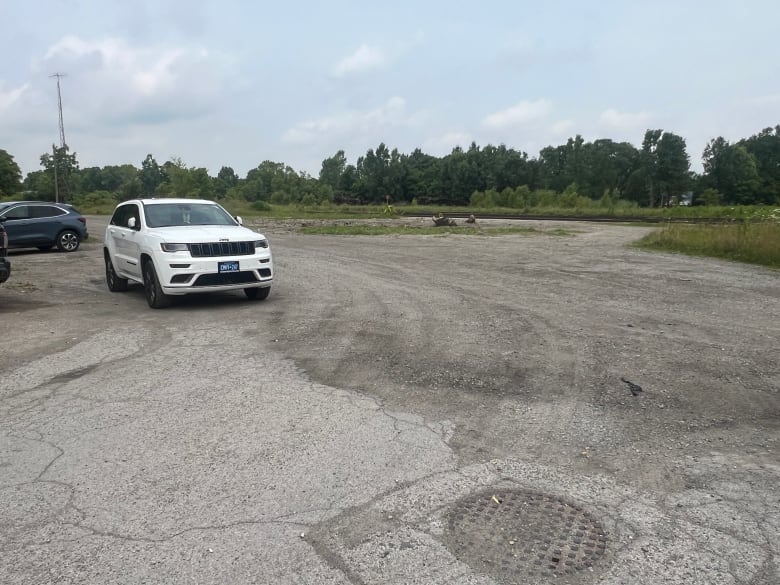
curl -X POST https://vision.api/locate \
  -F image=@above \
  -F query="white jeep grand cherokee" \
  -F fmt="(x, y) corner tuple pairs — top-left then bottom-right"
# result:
(104, 198), (273, 308)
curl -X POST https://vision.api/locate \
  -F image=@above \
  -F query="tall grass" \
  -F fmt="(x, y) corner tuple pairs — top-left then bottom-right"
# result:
(636, 221), (780, 268)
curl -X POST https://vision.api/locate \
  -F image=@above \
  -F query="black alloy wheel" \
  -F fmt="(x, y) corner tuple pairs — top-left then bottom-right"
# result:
(143, 260), (171, 308)
(105, 253), (128, 292)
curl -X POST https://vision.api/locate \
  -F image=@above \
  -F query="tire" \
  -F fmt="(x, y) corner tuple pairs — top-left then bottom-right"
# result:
(37, 245), (53, 252)
(105, 252), (128, 292)
(244, 286), (270, 301)
(143, 260), (171, 309)
(56, 230), (80, 252)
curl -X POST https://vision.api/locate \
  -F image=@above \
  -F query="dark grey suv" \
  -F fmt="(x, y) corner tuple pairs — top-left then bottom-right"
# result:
(0, 201), (89, 252)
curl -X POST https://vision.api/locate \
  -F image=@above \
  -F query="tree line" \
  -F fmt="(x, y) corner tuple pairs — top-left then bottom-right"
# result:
(0, 125), (778, 209)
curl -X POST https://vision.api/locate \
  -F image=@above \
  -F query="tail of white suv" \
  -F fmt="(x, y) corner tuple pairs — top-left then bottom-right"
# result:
(104, 198), (273, 308)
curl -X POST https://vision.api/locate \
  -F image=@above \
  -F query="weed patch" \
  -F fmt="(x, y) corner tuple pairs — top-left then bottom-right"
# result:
(635, 222), (780, 269)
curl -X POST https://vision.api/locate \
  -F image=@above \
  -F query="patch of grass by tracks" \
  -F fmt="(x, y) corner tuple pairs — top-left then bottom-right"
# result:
(635, 222), (780, 269)
(299, 225), (573, 237)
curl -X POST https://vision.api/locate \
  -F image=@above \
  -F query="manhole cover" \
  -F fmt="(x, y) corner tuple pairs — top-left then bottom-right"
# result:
(443, 488), (607, 582)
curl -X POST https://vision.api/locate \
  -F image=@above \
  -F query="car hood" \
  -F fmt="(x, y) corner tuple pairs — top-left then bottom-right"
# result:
(151, 225), (266, 242)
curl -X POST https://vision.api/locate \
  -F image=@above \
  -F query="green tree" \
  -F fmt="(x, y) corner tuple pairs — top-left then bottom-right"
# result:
(217, 166), (238, 187)
(96, 165), (138, 193)
(39, 146), (79, 202)
(214, 166), (238, 198)
(0, 149), (22, 197)
(356, 143), (396, 202)
(536, 144), (569, 192)
(78, 166), (106, 193)
(655, 132), (690, 206)
(703, 139), (762, 204)
(157, 159), (214, 199)
(623, 167), (648, 205)
(402, 148), (440, 203)
(244, 161), (291, 201)
(492, 145), (531, 192)
(270, 165), (301, 201)
(580, 139), (639, 199)
(139, 154), (165, 194)
(319, 150), (347, 191)
(739, 126), (780, 204)
(639, 129), (663, 207)
(117, 177), (143, 200)
(22, 170), (53, 200)
(635, 130), (689, 206)
(698, 188), (722, 206)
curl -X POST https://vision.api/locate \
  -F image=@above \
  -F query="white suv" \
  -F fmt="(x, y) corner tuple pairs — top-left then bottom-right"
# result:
(104, 198), (273, 308)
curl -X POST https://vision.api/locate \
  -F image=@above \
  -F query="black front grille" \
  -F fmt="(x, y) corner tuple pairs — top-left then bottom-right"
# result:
(189, 241), (254, 257)
(193, 271), (258, 287)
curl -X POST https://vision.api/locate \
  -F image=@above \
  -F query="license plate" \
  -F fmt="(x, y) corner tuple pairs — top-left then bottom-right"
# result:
(218, 261), (239, 273)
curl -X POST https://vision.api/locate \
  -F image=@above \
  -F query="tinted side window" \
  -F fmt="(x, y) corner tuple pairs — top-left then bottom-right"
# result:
(129, 205), (141, 229)
(110, 205), (129, 226)
(110, 204), (140, 229)
(30, 205), (67, 219)
(2, 205), (30, 220)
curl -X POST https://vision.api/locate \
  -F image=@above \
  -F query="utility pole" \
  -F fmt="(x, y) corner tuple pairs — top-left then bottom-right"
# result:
(52, 144), (59, 203)
(50, 73), (68, 202)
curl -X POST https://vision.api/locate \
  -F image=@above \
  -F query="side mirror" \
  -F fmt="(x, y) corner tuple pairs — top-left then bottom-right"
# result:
(127, 217), (137, 229)
(235, 216), (243, 226)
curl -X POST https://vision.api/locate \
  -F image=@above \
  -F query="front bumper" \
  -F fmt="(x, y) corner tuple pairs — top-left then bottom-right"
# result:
(0, 258), (10, 284)
(157, 252), (273, 296)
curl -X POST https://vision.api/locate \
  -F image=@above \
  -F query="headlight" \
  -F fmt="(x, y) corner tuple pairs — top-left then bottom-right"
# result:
(160, 243), (189, 252)
(254, 239), (269, 249)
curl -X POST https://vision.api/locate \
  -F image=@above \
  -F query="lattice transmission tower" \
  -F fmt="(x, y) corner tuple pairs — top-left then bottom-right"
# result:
(50, 73), (68, 202)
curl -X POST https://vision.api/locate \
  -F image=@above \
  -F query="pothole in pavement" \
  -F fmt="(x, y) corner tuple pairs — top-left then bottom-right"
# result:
(443, 488), (608, 582)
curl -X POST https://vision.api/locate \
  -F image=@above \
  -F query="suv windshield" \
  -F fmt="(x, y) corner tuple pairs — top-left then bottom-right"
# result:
(144, 203), (237, 228)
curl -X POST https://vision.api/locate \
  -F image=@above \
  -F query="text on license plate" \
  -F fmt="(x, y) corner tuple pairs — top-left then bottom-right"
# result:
(218, 261), (240, 273)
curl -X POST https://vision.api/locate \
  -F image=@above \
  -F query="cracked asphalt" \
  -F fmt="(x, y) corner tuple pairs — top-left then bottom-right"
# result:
(1, 216), (778, 584)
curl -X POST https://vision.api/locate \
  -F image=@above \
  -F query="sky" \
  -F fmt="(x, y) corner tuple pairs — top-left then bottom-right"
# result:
(1, 0), (778, 179)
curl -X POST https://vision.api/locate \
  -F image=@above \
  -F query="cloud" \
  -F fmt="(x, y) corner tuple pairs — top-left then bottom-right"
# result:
(551, 119), (575, 135)
(0, 83), (29, 111)
(483, 99), (552, 128)
(333, 44), (386, 77)
(741, 94), (780, 110)
(282, 97), (411, 145)
(38, 35), (227, 127)
(599, 108), (654, 130)
(423, 131), (473, 155)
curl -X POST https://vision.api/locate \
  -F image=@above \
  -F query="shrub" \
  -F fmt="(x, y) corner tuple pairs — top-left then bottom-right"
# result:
(70, 191), (119, 213)
(251, 200), (272, 211)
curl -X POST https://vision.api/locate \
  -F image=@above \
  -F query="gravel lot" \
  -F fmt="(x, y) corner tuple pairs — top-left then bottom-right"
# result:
(1, 215), (778, 585)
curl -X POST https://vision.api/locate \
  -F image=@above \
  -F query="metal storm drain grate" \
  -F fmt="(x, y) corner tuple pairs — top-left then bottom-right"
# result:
(443, 488), (607, 582)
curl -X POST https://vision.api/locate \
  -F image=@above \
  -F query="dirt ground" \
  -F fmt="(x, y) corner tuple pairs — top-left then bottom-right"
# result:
(1, 215), (778, 585)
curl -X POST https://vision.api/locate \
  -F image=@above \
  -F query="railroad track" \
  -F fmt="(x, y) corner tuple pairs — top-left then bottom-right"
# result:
(400, 212), (737, 224)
